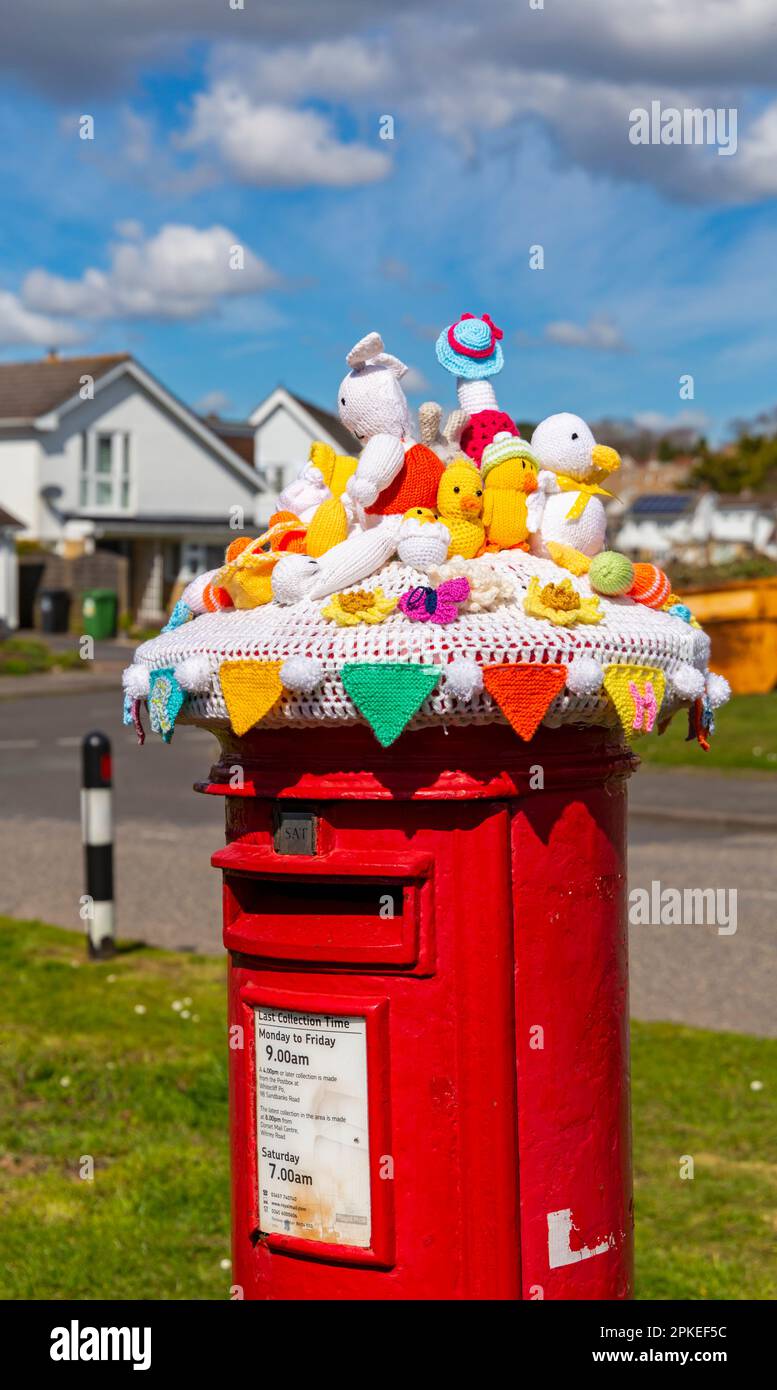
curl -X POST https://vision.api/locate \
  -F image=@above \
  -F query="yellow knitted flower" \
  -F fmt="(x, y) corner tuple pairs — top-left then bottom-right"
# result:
(524, 576), (602, 626)
(321, 587), (397, 626)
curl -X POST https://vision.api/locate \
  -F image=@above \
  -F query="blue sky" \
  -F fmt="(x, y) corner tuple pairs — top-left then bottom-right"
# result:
(1, 0), (776, 439)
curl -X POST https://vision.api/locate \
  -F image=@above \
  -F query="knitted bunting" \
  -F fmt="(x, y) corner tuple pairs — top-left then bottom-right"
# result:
(220, 660), (283, 736)
(603, 663), (666, 740)
(341, 662), (441, 747)
(148, 667), (185, 743)
(483, 662), (567, 740)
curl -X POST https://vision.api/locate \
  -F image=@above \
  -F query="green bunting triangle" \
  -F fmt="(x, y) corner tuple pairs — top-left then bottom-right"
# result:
(341, 662), (442, 747)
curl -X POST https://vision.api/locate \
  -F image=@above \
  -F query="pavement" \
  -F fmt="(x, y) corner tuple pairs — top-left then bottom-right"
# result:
(0, 679), (774, 1035)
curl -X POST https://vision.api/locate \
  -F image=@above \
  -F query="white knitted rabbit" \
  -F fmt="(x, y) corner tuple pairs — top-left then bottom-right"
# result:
(340, 331), (412, 509)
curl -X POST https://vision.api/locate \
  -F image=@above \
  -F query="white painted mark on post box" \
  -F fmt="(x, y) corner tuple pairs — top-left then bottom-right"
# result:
(547, 1208), (615, 1268)
(254, 1007), (371, 1247)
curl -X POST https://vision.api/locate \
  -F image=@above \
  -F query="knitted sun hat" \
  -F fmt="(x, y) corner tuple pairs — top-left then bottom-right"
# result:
(481, 432), (539, 481)
(436, 313), (504, 380)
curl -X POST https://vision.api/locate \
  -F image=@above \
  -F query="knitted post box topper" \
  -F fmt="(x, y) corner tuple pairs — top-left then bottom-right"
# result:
(529, 413), (621, 575)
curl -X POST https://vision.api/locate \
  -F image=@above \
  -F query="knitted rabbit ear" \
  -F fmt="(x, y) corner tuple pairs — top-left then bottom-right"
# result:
(347, 331), (384, 368)
(418, 401), (442, 444)
(443, 408), (468, 444)
(372, 351), (408, 380)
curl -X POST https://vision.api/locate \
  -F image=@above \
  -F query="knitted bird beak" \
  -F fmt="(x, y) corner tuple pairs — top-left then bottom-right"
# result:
(591, 444), (621, 475)
(460, 495), (481, 515)
(523, 472), (538, 494)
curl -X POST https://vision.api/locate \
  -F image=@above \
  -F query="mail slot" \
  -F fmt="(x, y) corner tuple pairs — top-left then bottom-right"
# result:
(202, 721), (636, 1301)
(213, 844), (434, 969)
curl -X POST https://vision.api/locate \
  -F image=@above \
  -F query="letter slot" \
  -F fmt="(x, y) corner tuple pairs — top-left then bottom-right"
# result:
(213, 844), (434, 970)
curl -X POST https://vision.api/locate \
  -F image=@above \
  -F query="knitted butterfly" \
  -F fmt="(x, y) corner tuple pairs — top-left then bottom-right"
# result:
(398, 577), (470, 625)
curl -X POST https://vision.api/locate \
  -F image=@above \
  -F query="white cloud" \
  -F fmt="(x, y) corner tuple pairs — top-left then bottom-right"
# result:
(545, 316), (631, 353)
(113, 218), (143, 240)
(179, 83), (390, 188)
(633, 409), (709, 434)
(22, 224), (279, 322)
(0, 290), (83, 349)
(5, 0), (777, 204)
(210, 36), (394, 104)
(401, 366), (432, 395)
(196, 389), (232, 415)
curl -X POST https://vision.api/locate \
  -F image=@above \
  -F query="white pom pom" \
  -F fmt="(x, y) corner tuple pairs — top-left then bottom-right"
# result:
(566, 657), (603, 696)
(445, 658), (483, 702)
(706, 671), (731, 709)
(122, 664), (150, 699)
(672, 664), (706, 701)
(175, 655), (211, 693)
(281, 656), (324, 694)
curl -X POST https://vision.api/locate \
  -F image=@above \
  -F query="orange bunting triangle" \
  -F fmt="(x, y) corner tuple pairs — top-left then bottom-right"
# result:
(220, 660), (283, 736)
(483, 662), (567, 740)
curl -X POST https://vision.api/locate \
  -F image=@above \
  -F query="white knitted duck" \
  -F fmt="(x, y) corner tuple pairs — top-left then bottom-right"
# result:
(528, 413), (621, 575)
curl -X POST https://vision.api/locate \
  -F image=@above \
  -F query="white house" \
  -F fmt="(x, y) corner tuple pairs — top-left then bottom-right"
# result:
(614, 492), (777, 563)
(0, 505), (22, 631)
(245, 385), (357, 499)
(0, 352), (267, 623)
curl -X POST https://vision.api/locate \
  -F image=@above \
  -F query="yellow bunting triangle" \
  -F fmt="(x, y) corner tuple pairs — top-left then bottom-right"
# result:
(220, 660), (283, 736)
(603, 664), (665, 740)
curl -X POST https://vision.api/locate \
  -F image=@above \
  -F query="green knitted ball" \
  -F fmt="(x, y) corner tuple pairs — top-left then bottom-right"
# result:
(589, 550), (634, 596)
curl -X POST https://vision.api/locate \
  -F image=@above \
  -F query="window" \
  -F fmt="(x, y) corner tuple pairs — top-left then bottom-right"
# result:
(79, 432), (132, 511)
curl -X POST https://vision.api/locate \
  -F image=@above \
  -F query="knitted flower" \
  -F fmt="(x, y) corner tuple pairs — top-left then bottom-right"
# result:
(399, 577), (470, 625)
(524, 576), (602, 626)
(428, 558), (514, 612)
(322, 587), (397, 626)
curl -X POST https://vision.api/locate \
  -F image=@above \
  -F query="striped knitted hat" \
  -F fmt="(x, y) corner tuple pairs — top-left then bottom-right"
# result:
(481, 432), (539, 481)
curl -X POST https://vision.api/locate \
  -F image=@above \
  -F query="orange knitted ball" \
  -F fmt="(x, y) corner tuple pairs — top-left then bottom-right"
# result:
(628, 563), (671, 609)
(366, 442), (443, 516)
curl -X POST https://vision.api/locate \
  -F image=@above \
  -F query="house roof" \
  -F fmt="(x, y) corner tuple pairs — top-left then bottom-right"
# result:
(199, 414), (256, 467)
(0, 353), (131, 422)
(0, 504), (23, 529)
(0, 351), (264, 494)
(289, 392), (356, 454)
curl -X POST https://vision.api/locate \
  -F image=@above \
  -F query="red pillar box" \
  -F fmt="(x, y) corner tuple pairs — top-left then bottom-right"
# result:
(200, 723), (635, 1301)
(127, 546), (723, 1300)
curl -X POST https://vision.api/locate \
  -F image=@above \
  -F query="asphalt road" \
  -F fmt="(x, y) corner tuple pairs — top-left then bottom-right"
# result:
(0, 686), (774, 1034)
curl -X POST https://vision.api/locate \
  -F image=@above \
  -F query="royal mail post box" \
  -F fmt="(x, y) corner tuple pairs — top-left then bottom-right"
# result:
(199, 720), (635, 1301)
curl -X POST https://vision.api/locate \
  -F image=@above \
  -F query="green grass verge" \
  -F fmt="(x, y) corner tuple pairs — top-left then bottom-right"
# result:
(0, 638), (84, 677)
(0, 919), (229, 1300)
(638, 692), (777, 772)
(0, 918), (774, 1299)
(631, 1021), (776, 1300)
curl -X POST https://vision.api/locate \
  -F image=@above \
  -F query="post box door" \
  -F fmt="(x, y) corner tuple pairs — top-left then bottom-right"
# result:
(221, 800), (522, 1300)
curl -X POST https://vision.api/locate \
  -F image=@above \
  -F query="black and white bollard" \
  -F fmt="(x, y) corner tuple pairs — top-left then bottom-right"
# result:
(81, 731), (115, 960)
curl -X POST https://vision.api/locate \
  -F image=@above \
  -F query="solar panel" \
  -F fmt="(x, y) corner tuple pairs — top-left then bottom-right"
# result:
(629, 495), (691, 515)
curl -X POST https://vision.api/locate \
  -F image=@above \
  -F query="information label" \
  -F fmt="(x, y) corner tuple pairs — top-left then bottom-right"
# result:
(254, 1007), (371, 1247)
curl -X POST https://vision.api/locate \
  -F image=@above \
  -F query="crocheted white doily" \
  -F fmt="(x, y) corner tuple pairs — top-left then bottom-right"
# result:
(134, 551), (710, 735)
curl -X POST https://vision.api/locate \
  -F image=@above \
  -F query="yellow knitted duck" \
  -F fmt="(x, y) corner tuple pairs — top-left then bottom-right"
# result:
(436, 457), (486, 559)
(481, 432), (538, 552)
(305, 441), (358, 557)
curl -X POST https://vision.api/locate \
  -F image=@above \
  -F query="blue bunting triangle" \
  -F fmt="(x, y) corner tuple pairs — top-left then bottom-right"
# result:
(148, 667), (185, 743)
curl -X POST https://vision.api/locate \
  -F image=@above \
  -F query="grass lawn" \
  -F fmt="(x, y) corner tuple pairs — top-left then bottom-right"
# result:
(639, 692), (777, 772)
(1, 918), (774, 1300)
